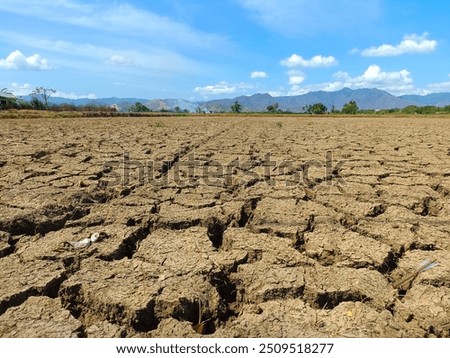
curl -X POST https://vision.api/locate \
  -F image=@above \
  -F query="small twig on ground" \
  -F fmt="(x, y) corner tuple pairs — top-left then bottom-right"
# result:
(392, 258), (438, 289)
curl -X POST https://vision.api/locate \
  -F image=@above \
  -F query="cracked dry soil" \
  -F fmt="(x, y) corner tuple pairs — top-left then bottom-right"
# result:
(1, 115), (450, 338)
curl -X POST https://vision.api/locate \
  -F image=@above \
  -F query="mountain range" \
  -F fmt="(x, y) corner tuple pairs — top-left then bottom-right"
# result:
(40, 88), (450, 113)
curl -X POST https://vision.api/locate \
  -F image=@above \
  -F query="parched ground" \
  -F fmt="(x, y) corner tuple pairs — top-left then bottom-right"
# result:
(0, 115), (449, 338)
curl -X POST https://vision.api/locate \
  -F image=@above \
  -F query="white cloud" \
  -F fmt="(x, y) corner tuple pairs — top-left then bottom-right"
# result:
(53, 91), (97, 100)
(425, 74), (450, 93)
(287, 85), (308, 96)
(3, 35), (204, 75)
(267, 90), (285, 97)
(106, 54), (133, 66)
(286, 65), (414, 96)
(289, 76), (305, 85)
(0, 1), (231, 52)
(6, 82), (96, 99)
(0, 50), (53, 70)
(194, 81), (254, 96)
(288, 70), (306, 85)
(0, 1), (233, 96)
(250, 71), (267, 79)
(361, 33), (437, 57)
(281, 54), (337, 68)
(194, 81), (237, 95)
(238, 0), (381, 36)
(8, 82), (34, 96)
(342, 65), (411, 85)
(333, 65), (413, 94)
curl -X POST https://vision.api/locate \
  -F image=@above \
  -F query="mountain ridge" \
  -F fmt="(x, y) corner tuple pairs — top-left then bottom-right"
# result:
(31, 88), (450, 112)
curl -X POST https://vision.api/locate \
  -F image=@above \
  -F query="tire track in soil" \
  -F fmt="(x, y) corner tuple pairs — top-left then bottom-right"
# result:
(138, 118), (254, 334)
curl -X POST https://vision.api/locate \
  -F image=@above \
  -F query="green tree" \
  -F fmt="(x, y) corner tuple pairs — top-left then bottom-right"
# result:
(442, 105), (450, 113)
(174, 106), (181, 113)
(31, 86), (56, 109)
(129, 102), (151, 112)
(304, 103), (327, 114)
(402, 105), (419, 114)
(230, 101), (242, 113)
(417, 105), (438, 114)
(341, 100), (359, 114)
(30, 97), (46, 110)
(267, 102), (279, 113)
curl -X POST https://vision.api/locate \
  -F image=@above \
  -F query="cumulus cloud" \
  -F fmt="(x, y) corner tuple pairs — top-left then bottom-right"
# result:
(287, 85), (308, 96)
(8, 82), (33, 96)
(0, 50), (53, 70)
(250, 71), (267, 79)
(281, 54), (337, 68)
(288, 70), (306, 85)
(289, 76), (305, 85)
(194, 81), (237, 95)
(194, 81), (254, 96)
(361, 33), (437, 57)
(332, 65), (413, 94)
(339, 65), (411, 86)
(287, 65), (414, 96)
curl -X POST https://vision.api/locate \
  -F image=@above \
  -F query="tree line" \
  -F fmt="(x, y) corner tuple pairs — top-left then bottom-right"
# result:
(229, 100), (358, 114)
(0, 88), (187, 114)
(229, 100), (450, 115)
(3, 87), (450, 115)
(0, 87), (116, 112)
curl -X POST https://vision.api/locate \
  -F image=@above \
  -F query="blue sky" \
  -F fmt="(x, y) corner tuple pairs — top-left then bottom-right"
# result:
(1, 0), (450, 100)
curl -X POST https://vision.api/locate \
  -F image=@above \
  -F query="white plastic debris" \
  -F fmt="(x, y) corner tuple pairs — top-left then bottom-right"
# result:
(64, 232), (101, 250)
(90, 232), (100, 243)
(67, 237), (92, 249)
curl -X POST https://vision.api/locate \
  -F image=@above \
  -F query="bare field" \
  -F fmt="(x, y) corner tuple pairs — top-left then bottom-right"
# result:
(1, 115), (449, 338)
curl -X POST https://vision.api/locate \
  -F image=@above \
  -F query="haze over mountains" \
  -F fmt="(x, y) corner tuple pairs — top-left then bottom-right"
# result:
(43, 88), (450, 112)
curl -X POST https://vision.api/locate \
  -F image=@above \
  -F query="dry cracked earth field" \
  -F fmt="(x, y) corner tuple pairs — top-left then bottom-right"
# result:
(0, 115), (450, 338)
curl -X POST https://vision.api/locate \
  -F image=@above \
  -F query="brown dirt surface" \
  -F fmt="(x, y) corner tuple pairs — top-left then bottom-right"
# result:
(0, 115), (449, 338)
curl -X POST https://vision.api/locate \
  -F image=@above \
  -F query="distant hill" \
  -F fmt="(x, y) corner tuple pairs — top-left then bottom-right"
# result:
(202, 88), (418, 112)
(399, 93), (450, 107)
(20, 88), (450, 112)
(143, 98), (199, 112)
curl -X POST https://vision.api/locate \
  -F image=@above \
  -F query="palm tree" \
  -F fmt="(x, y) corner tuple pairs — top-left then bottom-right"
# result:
(0, 88), (16, 109)
(0, 88), (16, 99)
